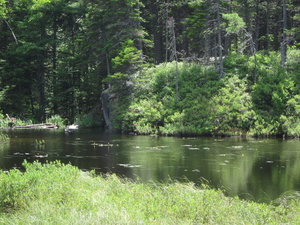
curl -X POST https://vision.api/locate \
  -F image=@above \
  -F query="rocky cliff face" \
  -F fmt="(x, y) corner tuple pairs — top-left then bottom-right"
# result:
(101, 87), (114, 129)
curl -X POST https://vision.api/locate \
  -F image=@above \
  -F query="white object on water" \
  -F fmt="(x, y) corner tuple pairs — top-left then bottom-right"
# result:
(65, 124), (79, 132)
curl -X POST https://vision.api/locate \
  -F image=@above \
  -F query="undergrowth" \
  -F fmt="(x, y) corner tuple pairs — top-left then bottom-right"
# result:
(0, 161), (299, 224)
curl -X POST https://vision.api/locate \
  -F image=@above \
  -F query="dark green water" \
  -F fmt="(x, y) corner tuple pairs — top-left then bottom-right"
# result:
(1, 128), (300, 203)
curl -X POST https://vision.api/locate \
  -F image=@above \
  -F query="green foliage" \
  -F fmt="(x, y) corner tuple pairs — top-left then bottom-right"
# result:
(127, 98), (164, 134)
(185, 0), (208, 53)
(112, 39), (143, 74)
(117, 62), (219, 136)
(107, 49), (300, 137)
(211, 75), (255, 135)
(222, 13), (246, 34)
(287, 48), (300, 93)
(286, 48), (300, 69)
(76, 114), (101, 128)
(30, 0), (61, 9)
(188, 0), (205, 7)
(0, 0), (8, 17)
(223, 52), (250, 75)
(0, 133), (9, 142)
(104, 72), (127, 82)
(1, 0), (300, 136)
(1, 161), (300, 224)
(0, 114), (8, 127)
(176, 64), (219, 135)
(251, 68), (293, 136)
(0, 0), (300, 130)
(279, 95), (300, 136)
(0, 160), (81, 212)
(160, 111), (186, 135)
(45, 114), (65, 127)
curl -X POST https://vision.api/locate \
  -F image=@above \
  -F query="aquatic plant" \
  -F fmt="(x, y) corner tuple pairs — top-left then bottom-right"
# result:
(0, 133), (9, 143)
(34, 139), (45, 146)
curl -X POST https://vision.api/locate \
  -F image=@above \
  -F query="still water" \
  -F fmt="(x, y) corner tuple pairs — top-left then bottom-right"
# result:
(1, 128), (300, 203)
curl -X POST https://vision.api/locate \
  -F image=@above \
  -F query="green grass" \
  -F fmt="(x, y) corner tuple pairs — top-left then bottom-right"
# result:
(0, 161), (299, 224)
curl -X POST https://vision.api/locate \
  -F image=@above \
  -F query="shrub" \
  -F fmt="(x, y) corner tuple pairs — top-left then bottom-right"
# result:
(119, 62), (219, 135)
(251, 69), (294, 136)
(211, 75), (255, 135)
(76, 114), (101, 128)
(46, 115), (66, 128)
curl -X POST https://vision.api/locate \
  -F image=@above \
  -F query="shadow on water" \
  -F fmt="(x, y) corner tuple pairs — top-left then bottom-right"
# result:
(1, 128), (300, 203)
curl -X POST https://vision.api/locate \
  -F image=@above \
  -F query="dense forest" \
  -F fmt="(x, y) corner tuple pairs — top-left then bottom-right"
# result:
(0, 0), (300, 136)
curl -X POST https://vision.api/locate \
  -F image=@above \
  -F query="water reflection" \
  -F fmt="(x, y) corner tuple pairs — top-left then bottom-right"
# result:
(1, 129), (300, 203)
(123, 136), (185, 182)
(0, 142), (10, 168)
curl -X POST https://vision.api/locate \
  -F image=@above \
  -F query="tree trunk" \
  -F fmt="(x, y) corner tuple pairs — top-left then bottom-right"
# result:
(52, 14), (58, 114)
(165, 3), (169, 62)
(281, 0), (287, 67)
(150, 0), (163, 64)
(216, 0), (224, 78)
(168, 17), (179, 103)
(37, 24), (46, 122)
(266, 0), (270, 50)
(204, 10), (215, 63)
(254, 1), (260, 51)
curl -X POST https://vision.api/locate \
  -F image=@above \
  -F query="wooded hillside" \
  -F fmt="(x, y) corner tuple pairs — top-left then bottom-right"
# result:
(1, 0), (300, 136)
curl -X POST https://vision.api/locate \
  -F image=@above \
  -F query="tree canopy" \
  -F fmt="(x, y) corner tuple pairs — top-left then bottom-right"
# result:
(1, 0), (300, 136)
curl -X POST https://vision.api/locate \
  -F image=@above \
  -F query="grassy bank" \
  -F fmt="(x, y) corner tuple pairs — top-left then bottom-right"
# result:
(0, 161), (299, 224)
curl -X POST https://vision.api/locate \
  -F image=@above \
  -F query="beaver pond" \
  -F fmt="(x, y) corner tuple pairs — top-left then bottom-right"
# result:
(1, 128), (300, 203)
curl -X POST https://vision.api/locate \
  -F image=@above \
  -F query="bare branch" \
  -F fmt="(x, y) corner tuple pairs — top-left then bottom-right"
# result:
(3, 19), (18, 44)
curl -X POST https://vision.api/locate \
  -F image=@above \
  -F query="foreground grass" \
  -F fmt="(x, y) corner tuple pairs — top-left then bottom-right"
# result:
(0, 161), (299, 224)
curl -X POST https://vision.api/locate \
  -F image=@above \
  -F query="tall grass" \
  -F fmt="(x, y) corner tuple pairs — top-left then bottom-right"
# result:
(0, 161), (299, 224)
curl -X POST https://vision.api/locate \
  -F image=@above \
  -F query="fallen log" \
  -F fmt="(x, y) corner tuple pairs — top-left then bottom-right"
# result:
(13, 123), (59, 129)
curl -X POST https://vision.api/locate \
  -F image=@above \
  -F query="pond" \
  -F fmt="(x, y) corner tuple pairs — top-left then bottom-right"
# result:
(1, 128), (300, 203)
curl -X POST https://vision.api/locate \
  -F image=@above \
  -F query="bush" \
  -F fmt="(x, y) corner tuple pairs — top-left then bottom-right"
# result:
(76, 114), (101, 128)
(251, 68), (294, 136)
(119, 62), (219, 135)
(112, 50), (300, 137)
(46, 115), (66, 128)
(211, 75), (255, 135)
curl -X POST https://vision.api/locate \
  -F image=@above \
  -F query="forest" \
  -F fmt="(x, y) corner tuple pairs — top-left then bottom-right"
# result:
(0, 0), (300, 137)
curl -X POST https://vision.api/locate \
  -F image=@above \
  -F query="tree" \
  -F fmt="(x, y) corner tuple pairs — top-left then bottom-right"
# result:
(223, 12), (257, 82)
(216, 0), (224, 78)
(185, 0), (208, 58)
(281, 0), (287, 67)
(83, 0), (149, 129)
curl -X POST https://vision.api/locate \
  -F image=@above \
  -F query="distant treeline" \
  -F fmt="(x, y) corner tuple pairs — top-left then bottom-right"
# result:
(0, 0), (299, 132)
